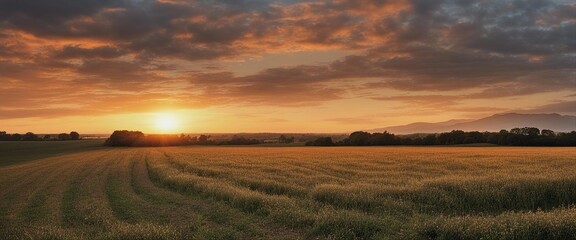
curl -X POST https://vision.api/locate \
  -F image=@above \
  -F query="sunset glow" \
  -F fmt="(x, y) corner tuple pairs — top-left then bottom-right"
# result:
(0, 0), (574, 133)
(154, 113), (180, 133)
(2, 2), (575, 239)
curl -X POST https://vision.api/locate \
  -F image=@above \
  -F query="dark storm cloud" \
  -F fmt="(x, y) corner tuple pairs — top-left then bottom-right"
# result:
(0, 0), (575, 118)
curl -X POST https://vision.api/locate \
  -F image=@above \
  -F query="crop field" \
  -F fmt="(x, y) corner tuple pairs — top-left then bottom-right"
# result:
(1, 144), (576, 239)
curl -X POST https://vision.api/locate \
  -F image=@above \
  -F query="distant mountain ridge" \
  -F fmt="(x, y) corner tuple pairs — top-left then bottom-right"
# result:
(370, 113), (576, 134)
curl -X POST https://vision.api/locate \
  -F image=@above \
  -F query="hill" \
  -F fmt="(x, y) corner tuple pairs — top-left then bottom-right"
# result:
(370, 113), (576, 134)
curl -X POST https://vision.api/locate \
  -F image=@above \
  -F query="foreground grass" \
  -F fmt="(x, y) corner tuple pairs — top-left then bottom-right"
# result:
(0, 140), (105, 166)
(1, 145), (575, 239)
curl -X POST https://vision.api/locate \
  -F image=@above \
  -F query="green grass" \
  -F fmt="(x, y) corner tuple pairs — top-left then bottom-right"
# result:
(18, 190), (49, 223)
(61, 178), (88, 226)
(1, 143), (576, 239)
(0, 140), (105, 166)
(106, 174), (143, 223)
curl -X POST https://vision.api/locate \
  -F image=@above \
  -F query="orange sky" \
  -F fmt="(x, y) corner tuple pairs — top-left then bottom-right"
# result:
(0, 0), (575, 134)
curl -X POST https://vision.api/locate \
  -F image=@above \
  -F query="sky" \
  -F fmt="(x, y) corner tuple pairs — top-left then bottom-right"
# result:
(0, 0), (575, 134)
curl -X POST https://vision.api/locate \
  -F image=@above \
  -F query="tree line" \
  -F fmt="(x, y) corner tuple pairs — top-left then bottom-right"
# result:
(105, 130), (264, 147)
(306, 127), (576, 146)
(0, 131), (80, 141)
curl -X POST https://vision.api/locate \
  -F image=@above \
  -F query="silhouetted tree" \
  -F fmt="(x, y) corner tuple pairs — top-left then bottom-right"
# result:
(11, 133), (22, 141)
(223, 136), (262, 145)
(306, 137), (335, 146)
(348, 131), (372, 145)
(437, 132), (450, 145)
(331, 126), (575, 146)
(23, 132), (38, 141)
(464, 131), (484, 144)
(423, 134), (437, 145)
(557, 131), (576, 146)
(58, 133), (70, 140)
(0, 131), (9, 141)
(449, 130), (466, 144)
(179, 134), (193, 144)
(105, 130), (145, 146)
(541, 129), (555, 137)
(401, 137), (413, 145)
(278, 135), (295, 144)
(70, 131), (80, 140)
(497, 130), (509, 145)
(522, 127), (540, 136)
(198, 135), (211, 145)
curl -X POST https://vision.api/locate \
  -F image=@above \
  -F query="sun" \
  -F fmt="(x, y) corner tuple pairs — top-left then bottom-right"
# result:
(154, 113), (180, 133)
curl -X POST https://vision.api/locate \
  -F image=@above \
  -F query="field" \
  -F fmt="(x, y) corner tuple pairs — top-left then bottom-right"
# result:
(1, 143), (576, 239)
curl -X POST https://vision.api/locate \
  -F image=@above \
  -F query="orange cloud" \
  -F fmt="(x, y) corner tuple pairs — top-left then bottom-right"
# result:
(0, 0), (574, 124)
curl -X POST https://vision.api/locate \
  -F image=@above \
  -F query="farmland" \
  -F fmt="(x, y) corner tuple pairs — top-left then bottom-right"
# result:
(1, 144), (576, 239)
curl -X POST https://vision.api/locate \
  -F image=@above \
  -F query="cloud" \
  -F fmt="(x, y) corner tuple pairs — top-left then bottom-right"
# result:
(526, 101), (576, 115)
(193, 45), (574, 100)
(53, 45), (127, 59)
(0, 0), (574, 120)
(190, 65), (348, 106)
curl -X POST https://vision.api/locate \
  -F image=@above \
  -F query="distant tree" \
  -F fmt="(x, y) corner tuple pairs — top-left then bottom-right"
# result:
(306, 137), (334, 146)
(464, 131), (484, 144)
(348, 131), (372, 145)
(557, 131), (576, 146)
(23, 132), (39, 141)
(223, 136), (262, 145)
(408, 137), (420, 145)
(43, 135), (52, 140)
(278, 135), (295, 144)
(11, 133), (22, 141)
(179, 134), (193, 144)
(302, 127), (575, 147)
(497, 130), (509, 145)
(0, 131), (9, 141)
(449, 130), (466, 144)
(483, 132), (498, 144)
(105, 130), (145, 146)
(436, 132), (450, 145)
(369, 131), (400, 145)
(422, 134), (437, 145)
(69, 131), (80, 140)
(58, 133), (71, 141)
(198, 135), (211, 145)
(510, 128), (522, 135)
(541, 129), (555, 137)
(522, 127), (540, 136)
(401, 137), (413, 145)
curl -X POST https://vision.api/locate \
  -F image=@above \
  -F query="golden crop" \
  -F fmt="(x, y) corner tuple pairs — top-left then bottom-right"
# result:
(1, 146), (575, 239)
